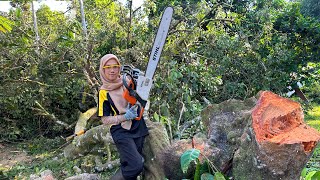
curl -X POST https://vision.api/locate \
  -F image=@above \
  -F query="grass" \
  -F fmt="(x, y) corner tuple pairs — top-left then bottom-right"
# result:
(305, 105), (320, 131)
(303, 104), (320, 177)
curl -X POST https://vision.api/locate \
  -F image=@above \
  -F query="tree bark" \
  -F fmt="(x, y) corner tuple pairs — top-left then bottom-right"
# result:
(79, 0), (87, 38)
(64, 124), (113, 159)
(142, 120), (170, 180)
(126, 0), (132, 49)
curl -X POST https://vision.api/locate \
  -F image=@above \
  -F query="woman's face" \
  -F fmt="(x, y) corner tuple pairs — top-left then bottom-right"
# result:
(103, 58), (120, 81)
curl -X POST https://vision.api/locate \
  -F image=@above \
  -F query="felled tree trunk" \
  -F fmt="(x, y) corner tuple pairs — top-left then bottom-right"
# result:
(142, 120), (170, 180)
(63, 125), (113, 159)
(160, 91), (320, 180)
(63, 107), (113, 159)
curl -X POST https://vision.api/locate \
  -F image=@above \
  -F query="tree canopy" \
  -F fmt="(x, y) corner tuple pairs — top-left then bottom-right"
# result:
(0, 0), (319, 142)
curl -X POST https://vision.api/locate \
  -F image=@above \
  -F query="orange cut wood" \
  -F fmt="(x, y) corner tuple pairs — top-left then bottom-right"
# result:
(252, 91), (320, 152)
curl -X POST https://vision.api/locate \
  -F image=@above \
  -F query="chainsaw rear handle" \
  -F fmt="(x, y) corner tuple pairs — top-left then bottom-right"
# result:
(122, 73), (147, 120)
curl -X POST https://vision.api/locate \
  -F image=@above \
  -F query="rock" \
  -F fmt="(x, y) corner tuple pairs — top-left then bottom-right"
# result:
(30, 169), (56, 180)
(64, 173), (99, 180)
(73, 166), (82, 174)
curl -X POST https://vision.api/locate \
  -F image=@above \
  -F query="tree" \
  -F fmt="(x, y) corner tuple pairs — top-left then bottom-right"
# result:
(301, 0), (320, 20)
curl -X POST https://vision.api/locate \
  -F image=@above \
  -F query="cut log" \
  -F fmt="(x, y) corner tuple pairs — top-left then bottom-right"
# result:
(63, 125), (113, 159)
(233, 91), (320, 179)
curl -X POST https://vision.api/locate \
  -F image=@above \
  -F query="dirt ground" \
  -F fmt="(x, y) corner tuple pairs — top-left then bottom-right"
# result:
(0, 143), (33, 169)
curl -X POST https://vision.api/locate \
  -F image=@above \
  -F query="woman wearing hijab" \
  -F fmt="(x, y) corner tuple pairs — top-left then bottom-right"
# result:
(98, 54), (149, 180)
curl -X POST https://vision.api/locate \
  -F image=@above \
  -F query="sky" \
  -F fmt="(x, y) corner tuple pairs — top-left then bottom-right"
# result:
(0, 0), (144, 13)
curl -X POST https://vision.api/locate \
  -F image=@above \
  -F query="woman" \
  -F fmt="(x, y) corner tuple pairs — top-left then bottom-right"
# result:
(97, 54), (149, 180)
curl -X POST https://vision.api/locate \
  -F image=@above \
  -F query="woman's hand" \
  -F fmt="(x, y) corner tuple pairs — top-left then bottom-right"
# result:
(124, 105), (138, 120)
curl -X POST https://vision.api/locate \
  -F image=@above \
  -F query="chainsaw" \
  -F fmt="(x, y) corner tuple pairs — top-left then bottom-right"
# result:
(122, 6), (173, 120)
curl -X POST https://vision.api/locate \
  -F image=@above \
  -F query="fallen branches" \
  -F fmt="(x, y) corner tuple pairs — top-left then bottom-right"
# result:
(32, 100), (71, 129)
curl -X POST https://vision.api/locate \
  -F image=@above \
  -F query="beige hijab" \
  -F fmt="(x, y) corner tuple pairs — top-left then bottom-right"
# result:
(99, 54), (131, 129)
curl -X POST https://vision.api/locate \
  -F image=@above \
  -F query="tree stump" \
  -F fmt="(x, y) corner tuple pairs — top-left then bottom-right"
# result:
(233, 91), (320, 179)
(160, 91), (320, 180)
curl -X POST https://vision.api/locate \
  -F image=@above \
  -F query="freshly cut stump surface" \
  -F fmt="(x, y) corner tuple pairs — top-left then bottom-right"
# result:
(252, 91), (320, 152)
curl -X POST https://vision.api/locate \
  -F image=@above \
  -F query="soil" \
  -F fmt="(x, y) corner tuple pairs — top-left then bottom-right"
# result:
(0, 143), (33, 169)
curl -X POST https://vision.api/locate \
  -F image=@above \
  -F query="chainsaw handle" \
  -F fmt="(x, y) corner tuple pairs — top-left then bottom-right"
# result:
(135, 107), (144, 120)
(131, 104), (144, 121)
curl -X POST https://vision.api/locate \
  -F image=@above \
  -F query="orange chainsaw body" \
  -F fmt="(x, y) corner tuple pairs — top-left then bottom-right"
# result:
(122, 80), (144, 120)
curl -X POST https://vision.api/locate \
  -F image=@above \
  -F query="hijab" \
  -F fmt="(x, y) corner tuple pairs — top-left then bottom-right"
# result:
(99, 54), (123, 91)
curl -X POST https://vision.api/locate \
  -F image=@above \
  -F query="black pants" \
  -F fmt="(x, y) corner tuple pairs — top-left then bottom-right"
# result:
(115, 136), (145, 180)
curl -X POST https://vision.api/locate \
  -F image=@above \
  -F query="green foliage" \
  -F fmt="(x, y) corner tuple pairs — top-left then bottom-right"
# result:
(20, 136), (65, 155)
(213, 172), (226, 180)
(301, 169), (320, 180)
(0, 1), (89, 141)
(301, 0), (320, 20)
(180, 148), (226, 180)
(201, 173), (214, 180)
(301, 63), (320, 104)
(149, 0), (320, 136)
(305, 105), (320, 123)
(180, 148), (200, 174)
(146, 0), (320, 142)
(0, 15), (14, 33)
